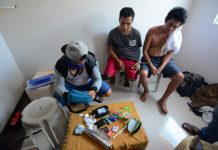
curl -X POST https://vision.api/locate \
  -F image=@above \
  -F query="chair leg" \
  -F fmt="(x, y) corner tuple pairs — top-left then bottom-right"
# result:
(152, 74), (161, 92)
(115, 70), (121, 88)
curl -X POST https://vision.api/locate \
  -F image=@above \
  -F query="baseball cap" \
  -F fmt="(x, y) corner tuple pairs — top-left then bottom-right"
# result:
(65, 40), (88, 62)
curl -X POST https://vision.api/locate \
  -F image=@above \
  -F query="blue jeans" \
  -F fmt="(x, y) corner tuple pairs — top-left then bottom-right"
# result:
(199, 104), (218, 143)
(140, 56), (181, 78)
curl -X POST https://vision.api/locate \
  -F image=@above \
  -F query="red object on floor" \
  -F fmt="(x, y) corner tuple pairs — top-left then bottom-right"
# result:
(10, 111), (21, 126)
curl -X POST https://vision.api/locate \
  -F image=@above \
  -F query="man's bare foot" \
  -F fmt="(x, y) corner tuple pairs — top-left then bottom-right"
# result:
(157, 100), (168, 114)
(140, 92), (148, 102)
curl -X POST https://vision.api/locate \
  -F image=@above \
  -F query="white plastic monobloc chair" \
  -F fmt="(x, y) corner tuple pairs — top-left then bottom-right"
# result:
(21, 97), (68, 150)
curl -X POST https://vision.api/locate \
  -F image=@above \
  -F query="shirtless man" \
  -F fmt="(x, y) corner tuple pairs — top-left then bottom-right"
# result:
(140, 7), (188, 113)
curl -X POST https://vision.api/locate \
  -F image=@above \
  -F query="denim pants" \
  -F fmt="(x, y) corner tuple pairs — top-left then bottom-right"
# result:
(199, 104), (218, 143)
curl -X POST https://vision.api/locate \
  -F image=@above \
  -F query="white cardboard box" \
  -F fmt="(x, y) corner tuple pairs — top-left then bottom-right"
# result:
(25, 70), (55, 101)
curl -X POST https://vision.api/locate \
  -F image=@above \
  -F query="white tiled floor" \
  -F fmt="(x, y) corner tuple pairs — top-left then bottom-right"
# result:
(99, 77), (207, 150)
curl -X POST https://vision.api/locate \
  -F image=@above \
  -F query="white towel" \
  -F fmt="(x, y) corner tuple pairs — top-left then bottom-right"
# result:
(161, 27), (182, 54)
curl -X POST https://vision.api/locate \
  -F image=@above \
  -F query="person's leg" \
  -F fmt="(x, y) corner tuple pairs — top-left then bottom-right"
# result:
(96, 81), (112, 97)
(119, 58), (138, 87)
(199, 104), (218, 143)
(103, 56), (119, 83)
(139, 63), (150, 102)
(158, 60), (184, 113)
(94, 81), (112, 102)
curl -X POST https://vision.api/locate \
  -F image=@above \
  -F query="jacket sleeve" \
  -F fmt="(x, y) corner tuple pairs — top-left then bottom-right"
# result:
(55, 68), (68, 96)
(91, 61), (102, 91)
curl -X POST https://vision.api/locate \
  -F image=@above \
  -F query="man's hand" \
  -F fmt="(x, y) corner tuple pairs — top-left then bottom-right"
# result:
(131, 62), (139, 69)
(89, 90), (96, 99)
(157, 67), (163, 75)
(149, 64), (158, 76)
(116, 59), (125, 69)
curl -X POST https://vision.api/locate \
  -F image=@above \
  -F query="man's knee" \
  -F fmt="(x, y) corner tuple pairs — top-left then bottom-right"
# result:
(140, 70), (148, 79)
(104, 88), (112, 97)
(172, 72), (184, 83)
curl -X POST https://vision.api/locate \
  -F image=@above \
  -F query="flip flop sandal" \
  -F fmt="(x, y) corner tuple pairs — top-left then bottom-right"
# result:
(182, 122), (200, 135)
(187, 102), (196, 110)
(187, 102), (202, 116)
(94, 96), (104, 103)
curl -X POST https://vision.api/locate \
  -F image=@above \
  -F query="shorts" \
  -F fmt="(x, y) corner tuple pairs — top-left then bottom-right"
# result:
(140, 56), (181, 78)
(104, 56), (138, 79)
(53, 80), (110, 105)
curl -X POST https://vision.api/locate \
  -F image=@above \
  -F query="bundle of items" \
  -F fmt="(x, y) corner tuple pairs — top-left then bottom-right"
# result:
(73, 104), (142, 149)
(187, 102), (214, 124)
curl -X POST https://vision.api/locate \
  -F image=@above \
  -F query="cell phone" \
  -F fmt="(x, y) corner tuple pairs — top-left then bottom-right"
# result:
(99, 127), (109, 133)
(94, 118), (106, 129)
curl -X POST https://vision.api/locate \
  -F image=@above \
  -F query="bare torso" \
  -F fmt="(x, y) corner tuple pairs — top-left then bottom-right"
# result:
(147, 26), (170, 57)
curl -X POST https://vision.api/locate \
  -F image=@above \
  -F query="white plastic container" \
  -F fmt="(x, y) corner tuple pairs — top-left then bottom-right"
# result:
(21, 97), (68, 150)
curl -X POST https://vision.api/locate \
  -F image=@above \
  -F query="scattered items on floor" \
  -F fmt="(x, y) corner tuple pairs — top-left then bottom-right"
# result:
(99, 127), (109, 134)
(187, 102), (203, 116)
(94, 118), (107, 129)
(187, 102), (214, 124)
(177, 71), (207, 97)
(104, 116), (112, 124)
(112, 126), (119, 133)
(79, 113), (84, 117)
(92, 105), (109, 118)
(107, 130), (113, 138)
(74, 124), (85, 135)
(70, 103), (143, 149)
(112, 118), (141, 139)
(10, 111), (21, 126)
(190, 83), (218, 108)
(121, 106), (131, 112)
(122, 111), (131, 119)
(127, 118), (141, 134)
(63, 101), (148, 150)
(199, 106), (214, 112)
(83, 114), (96, 129)
(113, 125), (127, 139)
(84, 128), (112, 149)
(202, 111), (213, 124)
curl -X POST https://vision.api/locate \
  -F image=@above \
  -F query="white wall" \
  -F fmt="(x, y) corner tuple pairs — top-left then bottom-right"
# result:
(0, 33), (25, 131)
(175, 0), (218, 83)
(0, 0), (193, 80)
